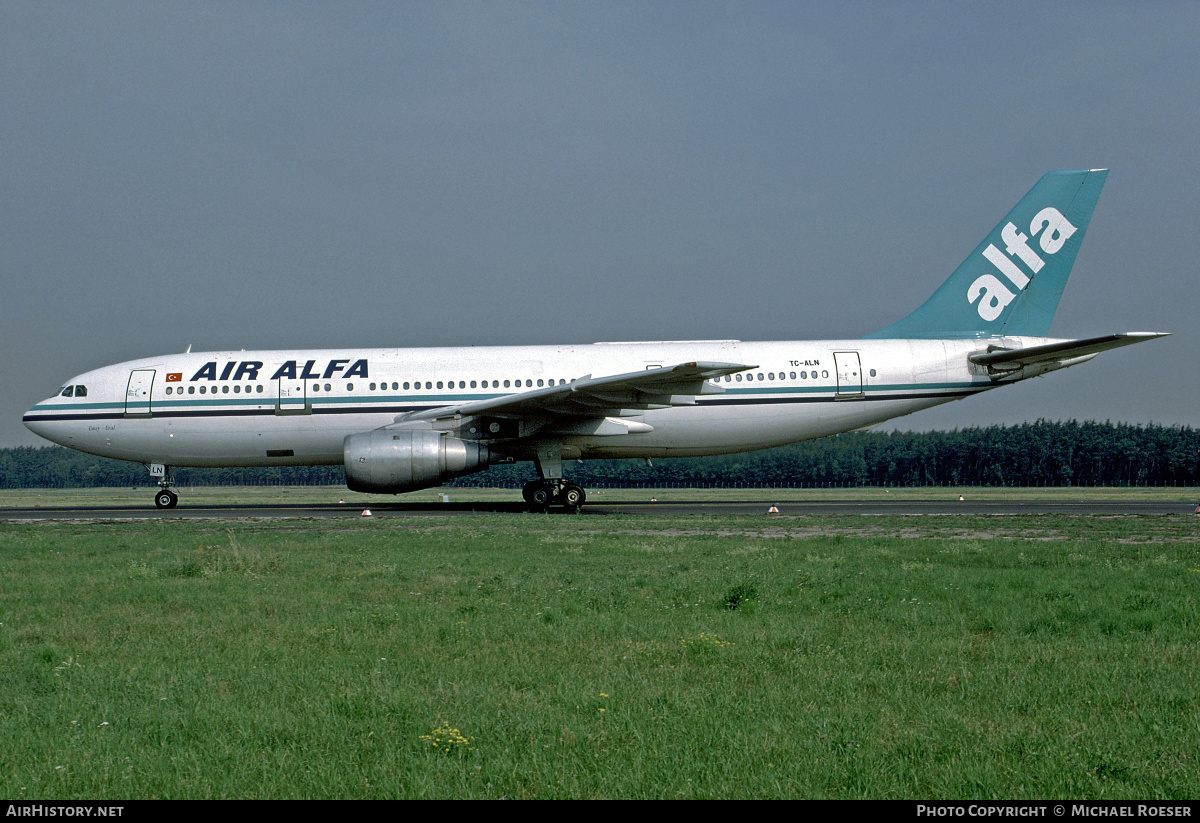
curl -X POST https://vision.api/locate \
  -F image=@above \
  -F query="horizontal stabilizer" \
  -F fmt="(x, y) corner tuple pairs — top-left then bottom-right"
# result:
(969, 332), (1170, 369)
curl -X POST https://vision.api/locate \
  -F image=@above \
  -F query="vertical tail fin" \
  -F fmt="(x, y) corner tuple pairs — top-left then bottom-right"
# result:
(865, 169), (1108, 339)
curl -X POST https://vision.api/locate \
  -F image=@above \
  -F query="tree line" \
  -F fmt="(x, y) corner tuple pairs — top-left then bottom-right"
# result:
(2, 420), (1197, 489)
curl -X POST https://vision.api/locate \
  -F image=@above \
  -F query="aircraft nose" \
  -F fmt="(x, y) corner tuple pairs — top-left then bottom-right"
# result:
(24, 400), (56, 442)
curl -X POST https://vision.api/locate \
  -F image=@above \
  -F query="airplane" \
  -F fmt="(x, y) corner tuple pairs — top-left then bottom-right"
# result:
(23, 170), (1168, 510)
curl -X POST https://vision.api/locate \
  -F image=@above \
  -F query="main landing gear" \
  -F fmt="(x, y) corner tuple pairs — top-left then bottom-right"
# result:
(522, 480), (586, 511)
(523, 442), (586, 511)
(149, 463), (178, 509)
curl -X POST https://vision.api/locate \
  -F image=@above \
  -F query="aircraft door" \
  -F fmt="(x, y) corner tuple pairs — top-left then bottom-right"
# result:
(834, 351), (864, 397)
(125, 370), (155, 416)
(276, 376), (309, 414)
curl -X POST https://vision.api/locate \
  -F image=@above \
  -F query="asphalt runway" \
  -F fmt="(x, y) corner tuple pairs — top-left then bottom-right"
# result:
(1, 498), (1193, 520)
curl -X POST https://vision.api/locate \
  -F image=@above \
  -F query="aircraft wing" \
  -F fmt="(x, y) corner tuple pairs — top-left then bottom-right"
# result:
(969, 332), (1170, 370)
(394, 361), (756, 425)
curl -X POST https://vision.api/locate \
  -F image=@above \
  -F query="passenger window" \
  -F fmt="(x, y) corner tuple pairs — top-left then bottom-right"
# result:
(370, 383), (376, 390)
(870, 369), (877, 377)
(256, 385), (263, 393)
(790, 371), (796, 379)
(504, 380), (510, 388)
(200, 386), (207, 394)
(347, 383), (354, 391)
(822, 370), (829, 378)
(735, 374), (742, 382)
(324, 383), (331, 392)
(437, 381), (443, 389)
(222, 386), (229, 394)
(189, 386), (195, 394)
(470, 381), (477, 388)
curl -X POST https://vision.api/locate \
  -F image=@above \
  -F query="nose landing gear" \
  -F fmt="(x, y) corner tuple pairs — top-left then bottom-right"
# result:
(149, 463), (179, 509)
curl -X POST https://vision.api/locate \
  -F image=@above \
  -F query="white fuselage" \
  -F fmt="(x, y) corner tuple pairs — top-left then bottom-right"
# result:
(23, 337), (1045, 471)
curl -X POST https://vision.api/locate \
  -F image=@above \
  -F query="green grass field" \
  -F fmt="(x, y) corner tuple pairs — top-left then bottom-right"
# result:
(1, 483), (1197, 508)
(1, 499), (1197, 798)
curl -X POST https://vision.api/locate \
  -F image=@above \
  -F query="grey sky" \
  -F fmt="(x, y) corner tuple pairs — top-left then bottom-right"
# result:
(3, 2), (1197, 448)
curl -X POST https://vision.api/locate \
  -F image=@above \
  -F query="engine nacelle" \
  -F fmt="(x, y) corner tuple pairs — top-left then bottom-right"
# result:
(343, 429), (492, 494)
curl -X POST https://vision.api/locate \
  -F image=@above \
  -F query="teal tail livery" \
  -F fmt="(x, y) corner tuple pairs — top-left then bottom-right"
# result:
(866, 169), (1107, 339)
(23, 170), (1169, 511)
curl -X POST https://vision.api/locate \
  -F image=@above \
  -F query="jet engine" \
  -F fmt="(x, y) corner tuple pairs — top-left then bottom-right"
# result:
(343, 429), (492, 494)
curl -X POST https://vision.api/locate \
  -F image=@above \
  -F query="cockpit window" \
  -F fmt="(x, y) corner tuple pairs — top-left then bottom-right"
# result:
(74, 385), (87, 397)
(60, 386), (74, 397)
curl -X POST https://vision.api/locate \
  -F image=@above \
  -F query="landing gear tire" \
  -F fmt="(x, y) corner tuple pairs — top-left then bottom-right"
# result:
(522, 480), (543, 505)
(559, 483), (586, 509)
(154, 489), (179, 509)
(528, 483), (553, 509)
